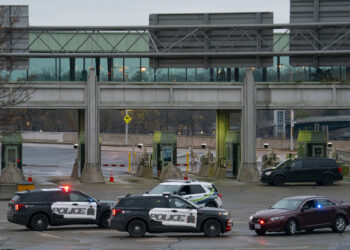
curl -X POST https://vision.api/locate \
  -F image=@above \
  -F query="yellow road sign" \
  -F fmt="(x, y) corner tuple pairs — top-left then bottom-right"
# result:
(124, 114), (132, 124)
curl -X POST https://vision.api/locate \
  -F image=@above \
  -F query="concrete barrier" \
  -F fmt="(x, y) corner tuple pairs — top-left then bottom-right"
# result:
(0, 184), (17, 200)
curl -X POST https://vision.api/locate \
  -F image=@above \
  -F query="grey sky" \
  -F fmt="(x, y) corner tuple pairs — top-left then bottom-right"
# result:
(0, 0), (290, 26)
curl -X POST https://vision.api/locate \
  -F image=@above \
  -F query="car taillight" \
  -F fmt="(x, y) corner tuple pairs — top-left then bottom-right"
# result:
(15, 204), (25, 211)
(338, 167), (342, 174)
(259, 219), (265, 225)
(112, 209), (123, 216)
(218, 193), (222, 199)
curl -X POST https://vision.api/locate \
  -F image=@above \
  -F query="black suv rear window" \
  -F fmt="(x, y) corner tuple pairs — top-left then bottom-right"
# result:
(118, 198), (145, 208)
(20, 192), (50, 202)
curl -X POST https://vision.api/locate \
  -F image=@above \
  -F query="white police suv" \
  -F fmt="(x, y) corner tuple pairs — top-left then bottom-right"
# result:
(148, 180), (223, 208)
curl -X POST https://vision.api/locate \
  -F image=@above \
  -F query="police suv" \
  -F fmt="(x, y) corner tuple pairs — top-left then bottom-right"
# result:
(7, 186), (113, 231)
(148, 180), (223, 208)
(110, 193), (232, 237)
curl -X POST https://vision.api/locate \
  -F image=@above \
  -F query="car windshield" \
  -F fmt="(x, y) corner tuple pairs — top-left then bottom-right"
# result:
(276, 159), (292, 169)
(149, 184), (179, 194)
(271, 198), (303, 210)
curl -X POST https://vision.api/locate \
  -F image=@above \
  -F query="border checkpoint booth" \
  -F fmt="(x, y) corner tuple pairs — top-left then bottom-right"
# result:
(152, 131), (177, 176)
(297, 131), (327, 158)
(225, 131), (241, 177)
(1, 132), (23, 171)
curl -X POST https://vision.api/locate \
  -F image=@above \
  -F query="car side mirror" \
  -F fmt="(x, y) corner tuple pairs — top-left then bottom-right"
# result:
(186, 205), (194, 209)
(145, 191), (149, 194)
(180, 191), (187, 195)
(269, 205), (272, 209)
(88, 198), (94, 203)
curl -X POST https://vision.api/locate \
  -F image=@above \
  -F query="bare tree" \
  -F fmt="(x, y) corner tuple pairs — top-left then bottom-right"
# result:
(0, 5), (33, 129)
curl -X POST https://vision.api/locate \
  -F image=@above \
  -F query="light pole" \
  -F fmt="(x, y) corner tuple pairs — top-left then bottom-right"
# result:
(290, 109), (294, 151)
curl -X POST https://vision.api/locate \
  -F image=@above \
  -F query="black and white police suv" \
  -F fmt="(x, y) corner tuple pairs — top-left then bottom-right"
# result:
(110, 193), (232, 237)
(148, 180), (223, 208)
(7, 186), (113, 231)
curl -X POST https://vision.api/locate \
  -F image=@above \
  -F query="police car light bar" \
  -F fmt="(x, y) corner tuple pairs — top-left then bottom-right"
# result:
(59, 185), (71, 192)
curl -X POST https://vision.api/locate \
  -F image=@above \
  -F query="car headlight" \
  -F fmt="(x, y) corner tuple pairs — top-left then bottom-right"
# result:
(250, 216), (253, 221)
(218, 211), (229, 216)
(264, 171), (272, 176)
(271, 216), (285, 221)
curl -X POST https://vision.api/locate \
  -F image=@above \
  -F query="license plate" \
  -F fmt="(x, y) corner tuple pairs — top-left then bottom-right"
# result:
(255, 224), (261, 229)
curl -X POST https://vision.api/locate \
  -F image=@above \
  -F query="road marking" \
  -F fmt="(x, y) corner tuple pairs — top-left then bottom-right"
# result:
(36, 232), (61, 239)
(137, 238), (179, 243)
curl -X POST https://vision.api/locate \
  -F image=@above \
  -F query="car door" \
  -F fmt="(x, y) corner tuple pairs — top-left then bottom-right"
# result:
(166, 197), (198, 232)
(285, 159), (304, 182)
(186, 185), (207, 204)
(147, 197), (169, 232)
(303, 159), (321, 180)
(297, 199), (323, 229)
(315, 198), (338, 225)
(51, 191), (97, 222)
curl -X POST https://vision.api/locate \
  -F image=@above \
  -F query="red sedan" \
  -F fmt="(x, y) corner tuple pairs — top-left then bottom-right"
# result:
(249, 195), (350, 235)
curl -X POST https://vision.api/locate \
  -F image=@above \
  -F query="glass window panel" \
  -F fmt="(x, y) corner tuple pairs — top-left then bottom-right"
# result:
(196, 68), (210, 82)
(75, 58), (89, 81)
(187, 68), (196, 82)
(156, 68), (168, 82)
(0, 70), (27, 82)
(113, 58), (124, 81)
(60, 58), (70, 81)
(29, 58), (57, 81)
(169, 68), (186, 82)
(141, 58), (154, 82)
(125, 58), (140, 81)
(99, 58), (108, 82)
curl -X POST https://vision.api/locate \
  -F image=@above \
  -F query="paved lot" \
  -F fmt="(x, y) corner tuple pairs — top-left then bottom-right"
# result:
(1, 176), (350, 250)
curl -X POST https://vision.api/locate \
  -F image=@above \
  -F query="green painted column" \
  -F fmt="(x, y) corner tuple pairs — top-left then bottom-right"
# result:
(216, 110), (230, 168)
(78, 109), (85, 175)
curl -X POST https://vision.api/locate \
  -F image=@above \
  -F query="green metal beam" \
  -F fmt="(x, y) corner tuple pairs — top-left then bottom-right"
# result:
(216, 110), (230, 168)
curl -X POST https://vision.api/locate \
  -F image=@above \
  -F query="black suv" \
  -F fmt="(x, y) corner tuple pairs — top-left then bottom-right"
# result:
(110, 193), (232, 237)
(261, 158), (343, 186)
(7, 186), (113, 231)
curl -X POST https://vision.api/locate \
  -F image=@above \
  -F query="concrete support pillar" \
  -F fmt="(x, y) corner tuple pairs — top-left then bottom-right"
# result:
(216, 110), (230, 169)
(237, 69), (260, 182)
(80, 68), (104, 183)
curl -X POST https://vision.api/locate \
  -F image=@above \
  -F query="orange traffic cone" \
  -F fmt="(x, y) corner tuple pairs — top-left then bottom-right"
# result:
(28, 171), (32, 183)
(184, 171), (188, 181)
(109, 170), (114, 182)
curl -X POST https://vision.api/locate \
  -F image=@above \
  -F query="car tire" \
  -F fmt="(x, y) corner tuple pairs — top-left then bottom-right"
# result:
(333, 215), (346, 233)
(203, 219), (221, 237)
(285, 219), (297, 236)
(255, 229), (266, 235)
(30, 213), (49, 231)
(273, 175), (286, 186)
(127, 219), (147, 237)
(321, 175), (333, 186)
(205, 201), (217, 208)
(98, 211), (111, 229)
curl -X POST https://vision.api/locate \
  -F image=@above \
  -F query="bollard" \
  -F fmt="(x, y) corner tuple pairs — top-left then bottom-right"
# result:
(186, 152), (189, 172)
(128, 152), (131, 173)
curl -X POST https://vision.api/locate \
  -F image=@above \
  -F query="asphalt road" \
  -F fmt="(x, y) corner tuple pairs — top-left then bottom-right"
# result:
(1, 178), (350, 249)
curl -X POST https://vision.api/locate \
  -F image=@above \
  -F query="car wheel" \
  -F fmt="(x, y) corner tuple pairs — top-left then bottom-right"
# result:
(127, 219), (147, 237)
(98, 211), (111, 229)
(203, 219), (221, 237)
(285, 219), (297, 236)
(273, 175), (285, 186)
(255, 229), (266, 235)
(206, 202), (217, 208)
(30, 214), (49, 231)
(333, 215), (346, 233)
(321, 175), (333, 186)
